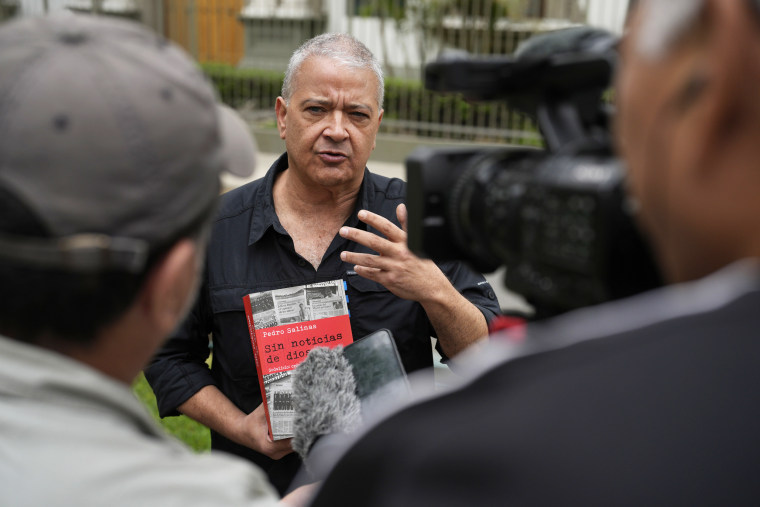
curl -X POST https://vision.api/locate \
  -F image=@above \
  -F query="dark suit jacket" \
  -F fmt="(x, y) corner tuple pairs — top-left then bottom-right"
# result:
(311, 261), (760, 506)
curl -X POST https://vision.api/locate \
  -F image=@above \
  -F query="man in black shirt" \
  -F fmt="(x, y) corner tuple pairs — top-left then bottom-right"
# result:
(145, 33), (500, 494)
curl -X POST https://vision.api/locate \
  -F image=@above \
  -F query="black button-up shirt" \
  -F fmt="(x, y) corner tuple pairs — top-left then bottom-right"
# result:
(145, 154), (500, 492)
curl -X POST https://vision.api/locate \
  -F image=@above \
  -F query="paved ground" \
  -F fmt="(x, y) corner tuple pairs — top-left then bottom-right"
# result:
(222, 151), (530, 316)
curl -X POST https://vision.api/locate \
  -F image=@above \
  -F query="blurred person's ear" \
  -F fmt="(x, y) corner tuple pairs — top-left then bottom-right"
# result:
(673, 0), (760, 180)
(139, 239), (202, 337)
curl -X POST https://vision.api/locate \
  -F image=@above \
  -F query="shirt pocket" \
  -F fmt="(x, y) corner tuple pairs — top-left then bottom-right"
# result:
(344, 275), (406, 337)
(344, 274), (432, 373)
(208, 286), (261, 387)
(209, 286), (249, 313)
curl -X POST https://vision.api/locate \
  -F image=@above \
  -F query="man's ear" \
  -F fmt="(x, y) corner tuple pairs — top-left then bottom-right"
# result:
(139, 239), (201, 337)
(679, 0), (756, 174)
(275, 96), (288, 140)
(372, 109), (384, 151)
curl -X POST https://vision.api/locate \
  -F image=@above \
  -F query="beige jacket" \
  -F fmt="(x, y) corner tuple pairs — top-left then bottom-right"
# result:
(0, 335), (280, 507)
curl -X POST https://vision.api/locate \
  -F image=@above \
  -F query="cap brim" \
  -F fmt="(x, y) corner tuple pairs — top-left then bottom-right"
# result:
(217, 104), (257, 178)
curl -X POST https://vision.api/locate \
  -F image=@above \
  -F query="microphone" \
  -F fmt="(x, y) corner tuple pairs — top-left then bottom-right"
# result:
(291, 345), (362, 460)
(291, 329), (410, 463)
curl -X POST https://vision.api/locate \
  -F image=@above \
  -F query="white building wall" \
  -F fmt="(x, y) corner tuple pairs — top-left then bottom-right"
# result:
(325, 0), (347, 34)
(16, 0), (140, 15)
(16, 0), (71, 14)
(348, 16), (422, 78)
(584, 0), (630, 34)
(342, 0), (631, 78)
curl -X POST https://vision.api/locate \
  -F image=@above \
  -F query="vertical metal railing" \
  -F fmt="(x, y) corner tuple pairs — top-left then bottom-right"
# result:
(4, 0), (630, 144)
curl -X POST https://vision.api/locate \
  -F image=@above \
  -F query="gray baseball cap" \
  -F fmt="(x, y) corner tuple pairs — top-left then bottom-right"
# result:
(0, 13), (256, 273)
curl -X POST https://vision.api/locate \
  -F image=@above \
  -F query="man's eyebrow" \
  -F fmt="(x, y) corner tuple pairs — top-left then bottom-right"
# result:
(347, 103), (373, 112)
(299, 98), (374, 112)
(300, 98), (331, 107)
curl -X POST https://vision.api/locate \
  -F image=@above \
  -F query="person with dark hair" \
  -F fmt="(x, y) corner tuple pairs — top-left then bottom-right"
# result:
(145, 32), (502, 494)
(306, 0), (760, 504)
(0, 13), (308, 506)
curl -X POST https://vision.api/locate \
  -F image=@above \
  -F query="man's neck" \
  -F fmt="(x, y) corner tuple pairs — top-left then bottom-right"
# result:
(272, 167), (361, 218)
(272, 169), (362, 269)
(35, 311), (155, 386)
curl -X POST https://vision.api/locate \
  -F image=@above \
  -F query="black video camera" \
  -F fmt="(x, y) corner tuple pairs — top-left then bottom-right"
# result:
(406, 27), (662, 319)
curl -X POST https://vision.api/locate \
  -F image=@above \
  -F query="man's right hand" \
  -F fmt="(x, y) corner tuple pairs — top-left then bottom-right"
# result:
(178, 385), (294, 460)
(237, 403), (294, 460)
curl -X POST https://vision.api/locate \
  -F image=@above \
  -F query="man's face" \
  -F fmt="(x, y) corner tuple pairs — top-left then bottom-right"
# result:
(615, 4), (704, 280)
(616, 7), (664, 233)
(276, 56), (383, 191)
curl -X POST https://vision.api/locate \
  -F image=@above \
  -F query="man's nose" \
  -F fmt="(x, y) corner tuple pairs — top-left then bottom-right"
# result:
(323, 111), (349, 142)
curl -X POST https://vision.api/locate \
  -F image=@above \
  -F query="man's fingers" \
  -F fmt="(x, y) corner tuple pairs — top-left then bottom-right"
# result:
(353, 265), (383, 279)
(339, 226), (386, 253)
(357, 209), (407, 242)
(265, 437), (294, 460)
(341, 251), (388, 270)
(396, 203), (408, 234)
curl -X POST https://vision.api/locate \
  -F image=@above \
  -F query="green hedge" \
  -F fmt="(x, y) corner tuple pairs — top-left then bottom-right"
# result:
(202, 62), (284, 112)
(133, 372), (210, 452)
(201, 62), (541, 145)
(382, 76), (541, 143)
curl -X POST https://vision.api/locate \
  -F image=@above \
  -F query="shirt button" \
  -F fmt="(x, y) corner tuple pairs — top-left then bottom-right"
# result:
(297, 259), (306, 267)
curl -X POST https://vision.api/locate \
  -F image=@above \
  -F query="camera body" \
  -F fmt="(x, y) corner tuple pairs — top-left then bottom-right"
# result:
(406, 27), (662, 318)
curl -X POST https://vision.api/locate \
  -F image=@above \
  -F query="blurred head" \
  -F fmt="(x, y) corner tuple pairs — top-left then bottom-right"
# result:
(0, 14), (255, 356)
(276, 34), (384, 193)
(616, 0), (760, 282)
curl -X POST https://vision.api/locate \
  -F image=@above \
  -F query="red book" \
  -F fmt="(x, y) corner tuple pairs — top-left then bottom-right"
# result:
(243, 279), (353, 440)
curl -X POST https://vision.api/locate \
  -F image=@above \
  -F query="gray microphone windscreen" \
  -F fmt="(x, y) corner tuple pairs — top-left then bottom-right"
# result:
(291, 346), (362, 460)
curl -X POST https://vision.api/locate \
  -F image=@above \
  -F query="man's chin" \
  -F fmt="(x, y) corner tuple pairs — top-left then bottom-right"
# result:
(309, 163), (363, 186)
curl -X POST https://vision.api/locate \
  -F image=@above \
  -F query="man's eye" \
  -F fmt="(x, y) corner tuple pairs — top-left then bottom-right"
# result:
(350, 111), (369, 119)
(307, 106), (325, 114)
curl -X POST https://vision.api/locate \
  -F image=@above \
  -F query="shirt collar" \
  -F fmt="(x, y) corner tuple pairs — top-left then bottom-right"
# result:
(248, 152), (373, 246)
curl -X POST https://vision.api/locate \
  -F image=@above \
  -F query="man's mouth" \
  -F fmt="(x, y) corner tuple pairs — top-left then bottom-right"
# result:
(318, 150), (349, 164)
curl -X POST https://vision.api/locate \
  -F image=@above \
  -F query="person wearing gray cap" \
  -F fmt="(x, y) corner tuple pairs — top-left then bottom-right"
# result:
(0, 13), (309, 506)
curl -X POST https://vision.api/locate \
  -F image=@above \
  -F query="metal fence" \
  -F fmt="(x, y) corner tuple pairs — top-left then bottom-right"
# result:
(3, 0), (630, 144)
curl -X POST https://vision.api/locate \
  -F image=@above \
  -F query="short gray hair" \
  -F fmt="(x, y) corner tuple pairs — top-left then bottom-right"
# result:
(281, 33), (384, 109)
(634, 0), (705, 59)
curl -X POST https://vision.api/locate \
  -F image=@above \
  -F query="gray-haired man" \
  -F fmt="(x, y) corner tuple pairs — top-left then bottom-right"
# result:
(146, 33), (501, 493)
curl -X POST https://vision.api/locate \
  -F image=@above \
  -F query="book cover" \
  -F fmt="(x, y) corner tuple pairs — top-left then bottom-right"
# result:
(243, 279), (353, 440)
